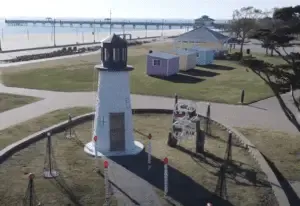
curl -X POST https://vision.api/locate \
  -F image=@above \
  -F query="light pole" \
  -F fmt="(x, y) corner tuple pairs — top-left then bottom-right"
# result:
(0, 26), (3, 51)
(93, 19), (96, 43)
(186, 21), (188, 32)
(145, 21), (148, 37)
(26, 27), (29, 40)
(187, 20), (190, 32)
(122, 23), (125, 38)
(161, 19), (165, 37)
(104, 9), (112, 35)
(97, 20), (100, 39)
(46, 17), (53, 41)
(46, 17), (56, 46)
(109, 10), (112, 35)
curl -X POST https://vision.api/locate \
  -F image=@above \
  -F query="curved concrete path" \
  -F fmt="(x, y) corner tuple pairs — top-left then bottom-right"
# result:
(0, 82), (299, 134)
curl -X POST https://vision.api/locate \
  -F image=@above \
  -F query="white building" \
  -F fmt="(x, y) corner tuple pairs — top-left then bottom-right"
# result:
(168, 49), (197, 71)
(194, 16), (215, 28)
(84, 34), (144, 157)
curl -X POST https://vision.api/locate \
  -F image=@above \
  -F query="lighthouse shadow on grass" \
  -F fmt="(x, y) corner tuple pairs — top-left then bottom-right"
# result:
(110, 151), (233, 206)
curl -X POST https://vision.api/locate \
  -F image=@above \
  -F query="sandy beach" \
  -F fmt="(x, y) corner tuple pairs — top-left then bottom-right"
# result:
(0, 29), (185, 51)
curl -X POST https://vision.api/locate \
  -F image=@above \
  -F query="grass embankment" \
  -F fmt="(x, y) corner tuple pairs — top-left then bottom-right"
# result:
(0, 93), (40, 113)
(0, 107), (93, 149)
(0, 106), (116, 206)
(237, 127), (300, 181)
(0, 112), (277, 206)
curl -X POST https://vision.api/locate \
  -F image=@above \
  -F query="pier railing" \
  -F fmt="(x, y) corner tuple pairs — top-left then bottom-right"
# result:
(5, 19), (194, 28)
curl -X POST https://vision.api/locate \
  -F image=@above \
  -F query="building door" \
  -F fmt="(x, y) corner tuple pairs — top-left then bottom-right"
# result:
(109, 112), (125, 151)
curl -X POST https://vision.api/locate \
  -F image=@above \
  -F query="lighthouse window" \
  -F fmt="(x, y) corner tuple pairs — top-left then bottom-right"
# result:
(104, 48), (110, 61)
(113, 48), (120, 61)
(122, 48), (127, 61)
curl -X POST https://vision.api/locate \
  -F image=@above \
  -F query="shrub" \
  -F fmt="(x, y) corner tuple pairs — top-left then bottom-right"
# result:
(239, 56), (265, 70)
(289, 52), (300, 60)
(215, 55), (226, 60)
(78, 48), (86, 53)
(127, 42), (134, 46)
(214, 50), (228, 60)
(228, 52), (242, 61)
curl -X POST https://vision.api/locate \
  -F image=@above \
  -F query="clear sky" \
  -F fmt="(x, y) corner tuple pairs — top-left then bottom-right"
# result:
(1, 0), (299, 20)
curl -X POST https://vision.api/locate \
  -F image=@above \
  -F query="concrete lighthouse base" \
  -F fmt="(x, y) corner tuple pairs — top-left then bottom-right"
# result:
(84, 141), (144, 157)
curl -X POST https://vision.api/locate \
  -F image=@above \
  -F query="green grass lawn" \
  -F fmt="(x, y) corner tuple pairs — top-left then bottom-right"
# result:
(0, 109), (116, 206)
(237, 127), (300, 181)
(130, 114), (277, 206)
(252, 53), (285, 65)
(0, 112), (277, 206)
(231, 48), (286, 65)
(1, 43), (274, 104)
(0, 93), (40, 113)
(0, 107), (93, 149)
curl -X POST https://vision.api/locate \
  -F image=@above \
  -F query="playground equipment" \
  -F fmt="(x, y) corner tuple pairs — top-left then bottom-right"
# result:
(172, 101), (199, 141)
(168, 95), (206, 153)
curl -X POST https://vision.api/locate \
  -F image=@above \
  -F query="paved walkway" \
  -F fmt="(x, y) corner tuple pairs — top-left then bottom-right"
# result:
(108, 160), (162, 206)
(1, 82), (299, 134)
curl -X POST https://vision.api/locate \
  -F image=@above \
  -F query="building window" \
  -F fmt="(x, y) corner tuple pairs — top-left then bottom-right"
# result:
(153, 59), (161, 66)
(113, 48), (120, 61)
(122, 48), (127, 61)
(104, 48), (110, 61)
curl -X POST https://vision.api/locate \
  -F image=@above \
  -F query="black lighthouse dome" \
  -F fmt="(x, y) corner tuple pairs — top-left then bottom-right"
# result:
(100, 34), (133, 71)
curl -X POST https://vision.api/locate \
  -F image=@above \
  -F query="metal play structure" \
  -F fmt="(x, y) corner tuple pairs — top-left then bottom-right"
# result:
(167, 95), (206, 153)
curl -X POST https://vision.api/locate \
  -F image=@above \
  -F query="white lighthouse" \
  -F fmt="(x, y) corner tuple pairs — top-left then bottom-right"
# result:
(84, 34), (144, 157)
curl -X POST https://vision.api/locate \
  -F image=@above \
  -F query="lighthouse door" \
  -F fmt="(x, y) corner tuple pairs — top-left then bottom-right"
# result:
(109, 112), (125, 151)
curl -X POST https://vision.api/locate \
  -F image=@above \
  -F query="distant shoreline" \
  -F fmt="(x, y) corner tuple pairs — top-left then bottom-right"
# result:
(0, 36), (175, 67)
(0, 29), (185, 51)
(0, 35), (164, 53)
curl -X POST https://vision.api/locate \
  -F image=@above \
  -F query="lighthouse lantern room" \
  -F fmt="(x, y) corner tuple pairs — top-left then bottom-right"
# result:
(84, 34), (144, 157)
(101, 34), (128, 69)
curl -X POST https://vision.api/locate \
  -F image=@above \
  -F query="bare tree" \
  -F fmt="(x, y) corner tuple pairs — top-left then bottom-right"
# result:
(248, 5), (300, 131)
(257, 8), (283, 56)
(230, 7), (264, 56)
